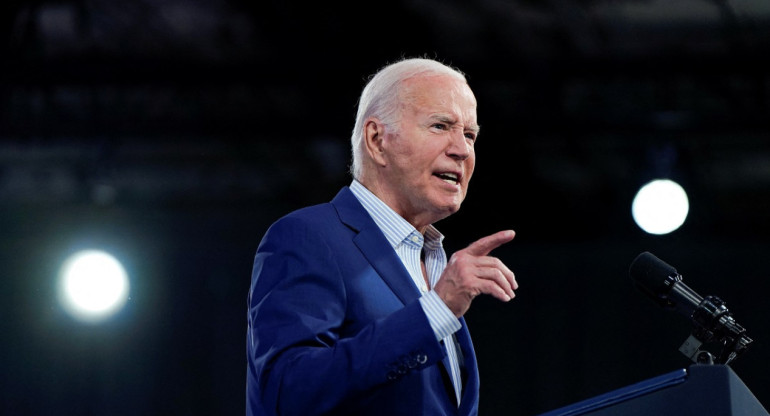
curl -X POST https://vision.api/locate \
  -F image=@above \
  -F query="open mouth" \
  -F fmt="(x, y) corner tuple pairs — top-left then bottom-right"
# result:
(434, 172), (460, 185)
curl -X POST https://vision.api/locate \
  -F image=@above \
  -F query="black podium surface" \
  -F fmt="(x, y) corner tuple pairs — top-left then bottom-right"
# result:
(538, 365), (768, 416)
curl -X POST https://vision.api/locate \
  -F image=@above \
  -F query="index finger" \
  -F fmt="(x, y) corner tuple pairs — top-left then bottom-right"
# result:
(465, 230), (515, 256)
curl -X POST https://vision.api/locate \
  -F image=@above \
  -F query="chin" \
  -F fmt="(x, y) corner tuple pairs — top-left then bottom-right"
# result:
(438, 202), (463, 217)
(426, 193), (465, 219)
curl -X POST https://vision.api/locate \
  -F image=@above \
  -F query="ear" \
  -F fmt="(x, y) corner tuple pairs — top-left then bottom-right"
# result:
(363, 117), (387, 167)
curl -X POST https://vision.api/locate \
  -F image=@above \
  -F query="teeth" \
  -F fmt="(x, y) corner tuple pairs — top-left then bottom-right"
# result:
(438, 173), (459, 183)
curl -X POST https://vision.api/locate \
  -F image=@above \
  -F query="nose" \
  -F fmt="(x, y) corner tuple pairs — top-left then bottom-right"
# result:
(447, 129), (471, 160)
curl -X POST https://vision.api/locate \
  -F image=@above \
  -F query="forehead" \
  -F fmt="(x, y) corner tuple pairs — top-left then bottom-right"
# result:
(400, 74), (477, 120)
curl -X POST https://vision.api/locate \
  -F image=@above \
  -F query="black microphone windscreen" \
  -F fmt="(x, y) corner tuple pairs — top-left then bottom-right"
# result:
(629, 251), (679, 297)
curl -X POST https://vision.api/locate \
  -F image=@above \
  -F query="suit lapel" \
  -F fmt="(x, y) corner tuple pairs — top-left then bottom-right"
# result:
(353, 227), (422, 305)
(439, 338), (459, 407)
(456, 317), (479, 414)
(332, 187), (421, 306)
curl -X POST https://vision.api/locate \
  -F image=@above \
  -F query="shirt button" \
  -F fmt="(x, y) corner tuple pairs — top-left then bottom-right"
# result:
(411, 236), (419, 243)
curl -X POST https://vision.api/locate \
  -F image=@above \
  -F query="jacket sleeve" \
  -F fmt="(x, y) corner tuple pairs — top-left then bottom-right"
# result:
(247, 215), (446, 415)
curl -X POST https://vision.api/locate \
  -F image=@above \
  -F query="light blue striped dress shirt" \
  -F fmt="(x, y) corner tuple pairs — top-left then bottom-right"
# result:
(349, 180), (464, 405)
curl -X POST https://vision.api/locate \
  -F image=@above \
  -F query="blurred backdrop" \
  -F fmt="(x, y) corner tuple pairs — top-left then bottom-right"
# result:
(1, 1), (769, 415)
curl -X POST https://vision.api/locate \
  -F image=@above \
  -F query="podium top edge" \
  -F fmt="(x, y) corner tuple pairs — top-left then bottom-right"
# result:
(537, 368), (688, 416)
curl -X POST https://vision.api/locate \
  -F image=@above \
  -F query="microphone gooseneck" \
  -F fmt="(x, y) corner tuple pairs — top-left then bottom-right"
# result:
(629, 251), (753, 365)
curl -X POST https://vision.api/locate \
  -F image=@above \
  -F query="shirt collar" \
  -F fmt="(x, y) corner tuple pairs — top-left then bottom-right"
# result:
(349, 180), (445, 250)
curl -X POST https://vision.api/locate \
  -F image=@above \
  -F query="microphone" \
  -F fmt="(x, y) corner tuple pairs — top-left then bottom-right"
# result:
(629, 251), (703, 318)
(629, 251), (752, 365)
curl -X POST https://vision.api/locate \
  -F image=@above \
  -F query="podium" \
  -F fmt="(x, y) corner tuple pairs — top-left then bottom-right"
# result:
(538, 365), (768, 416)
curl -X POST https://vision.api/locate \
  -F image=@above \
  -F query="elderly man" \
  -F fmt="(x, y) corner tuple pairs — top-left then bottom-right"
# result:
(246, 57), (518, 416)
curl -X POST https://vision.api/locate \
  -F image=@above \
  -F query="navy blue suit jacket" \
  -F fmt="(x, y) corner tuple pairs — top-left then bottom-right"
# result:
(246, 186), (479, 415)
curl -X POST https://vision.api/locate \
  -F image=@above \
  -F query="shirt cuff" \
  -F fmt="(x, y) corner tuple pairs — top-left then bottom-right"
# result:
(418, 290), (462, 341)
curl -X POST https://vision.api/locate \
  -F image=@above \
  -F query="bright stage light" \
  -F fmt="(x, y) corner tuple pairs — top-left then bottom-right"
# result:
(59, 249), (130, 323)
(632, 179), (689, 235)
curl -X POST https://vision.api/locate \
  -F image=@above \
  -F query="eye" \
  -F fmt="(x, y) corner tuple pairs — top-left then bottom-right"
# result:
(464, 132), (477, 142)
(431, 122), (449, 131)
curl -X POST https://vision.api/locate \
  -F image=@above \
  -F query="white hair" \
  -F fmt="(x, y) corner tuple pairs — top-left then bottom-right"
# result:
(348, 57), (467, 179)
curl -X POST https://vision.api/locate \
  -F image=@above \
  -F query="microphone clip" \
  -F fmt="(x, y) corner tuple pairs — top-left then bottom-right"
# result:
(678, 295), (753, 365)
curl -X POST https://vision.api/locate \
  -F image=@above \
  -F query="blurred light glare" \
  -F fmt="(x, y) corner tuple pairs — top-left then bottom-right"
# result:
(632, 179), (689, 235)
(59, 249), (129, 323)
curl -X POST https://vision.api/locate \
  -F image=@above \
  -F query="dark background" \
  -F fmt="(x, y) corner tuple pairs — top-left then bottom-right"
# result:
(2, 1), (769, 415)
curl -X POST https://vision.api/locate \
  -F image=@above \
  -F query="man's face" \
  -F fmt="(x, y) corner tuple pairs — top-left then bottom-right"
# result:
(378, 74), (479, 229)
